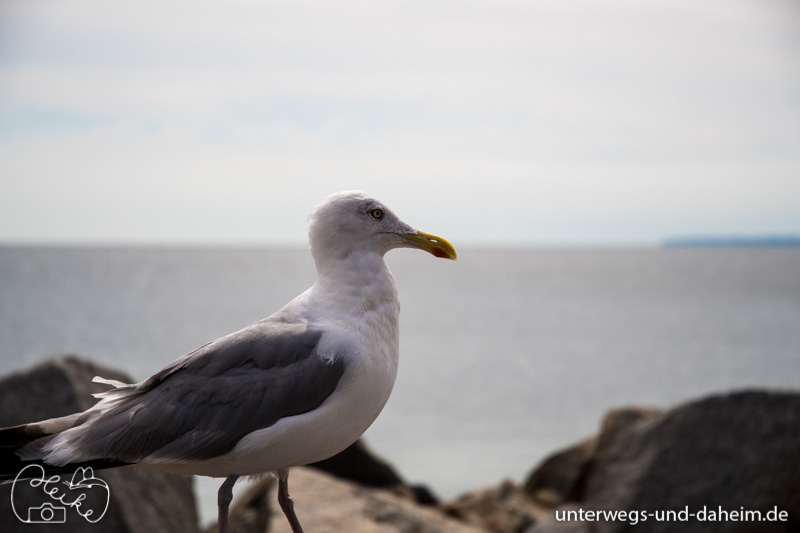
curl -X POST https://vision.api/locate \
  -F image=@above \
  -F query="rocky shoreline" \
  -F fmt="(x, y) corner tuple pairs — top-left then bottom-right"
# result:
(1, 356), (798, 532)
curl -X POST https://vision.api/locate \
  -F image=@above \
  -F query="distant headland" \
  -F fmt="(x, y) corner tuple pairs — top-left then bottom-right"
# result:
(663, 235), (800, 248)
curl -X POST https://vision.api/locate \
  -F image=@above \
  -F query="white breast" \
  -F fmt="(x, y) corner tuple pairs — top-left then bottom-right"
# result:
(172, 254), (403, 478)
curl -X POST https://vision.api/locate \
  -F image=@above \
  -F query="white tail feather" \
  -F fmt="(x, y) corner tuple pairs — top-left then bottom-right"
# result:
(92, 376), (127, 388)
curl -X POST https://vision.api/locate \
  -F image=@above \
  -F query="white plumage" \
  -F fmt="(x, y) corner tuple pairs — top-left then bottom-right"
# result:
(2, 190), (457, 533)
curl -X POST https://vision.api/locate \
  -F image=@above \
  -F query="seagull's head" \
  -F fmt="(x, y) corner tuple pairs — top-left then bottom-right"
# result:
(308, 191), (457, 265)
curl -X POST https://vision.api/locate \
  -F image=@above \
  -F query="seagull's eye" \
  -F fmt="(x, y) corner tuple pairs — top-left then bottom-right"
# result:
(369, 208), (384, 220)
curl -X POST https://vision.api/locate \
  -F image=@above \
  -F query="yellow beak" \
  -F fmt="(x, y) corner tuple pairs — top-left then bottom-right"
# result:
(401, 230), (458, 261)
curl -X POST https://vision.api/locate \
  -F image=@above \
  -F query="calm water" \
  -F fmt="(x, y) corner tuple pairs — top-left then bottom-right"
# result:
(1, 246), (799, 522)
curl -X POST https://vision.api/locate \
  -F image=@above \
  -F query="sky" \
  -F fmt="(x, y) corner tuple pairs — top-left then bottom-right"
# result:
(1, 0), (799, 246)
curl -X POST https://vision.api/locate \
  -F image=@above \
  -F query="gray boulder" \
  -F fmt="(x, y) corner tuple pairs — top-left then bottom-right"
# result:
(530, 390), (800, 533)
(0, 356), (199, 533)
(524, 407), (662, 509)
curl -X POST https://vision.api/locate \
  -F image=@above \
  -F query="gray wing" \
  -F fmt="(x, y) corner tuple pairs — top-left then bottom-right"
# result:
(56, 318), (345, 464)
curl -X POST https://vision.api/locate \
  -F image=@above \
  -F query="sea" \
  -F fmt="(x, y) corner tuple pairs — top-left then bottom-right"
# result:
(1, 245), (799, 524)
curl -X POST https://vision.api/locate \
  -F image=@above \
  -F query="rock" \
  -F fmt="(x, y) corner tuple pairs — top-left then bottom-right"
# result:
(309, 439), (403, 488)
(310, 439), (439, 505)
(443, 480), (549, 533)
(523, 437), (597, 507)
(524, 407), (661, 509)
(219, 467), (486, 533)
(0, 356), (199, 533)
(567, 406), (663, 502)
(410, 484), (440, 506)
(530, 390), (800, 533)
(587, 405), (663, 460)
(309, 438), (437, 504)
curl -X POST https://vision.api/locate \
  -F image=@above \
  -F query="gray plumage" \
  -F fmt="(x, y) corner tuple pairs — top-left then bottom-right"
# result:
(0, 190), (457, 533)
(20, 318), (344, 465)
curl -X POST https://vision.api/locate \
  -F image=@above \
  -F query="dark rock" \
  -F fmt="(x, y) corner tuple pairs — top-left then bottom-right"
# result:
(567, 406), (662, 502)
(309, 438), (439, 505)
(309, 439), (401, 487)
(523, 437), (597, 507)
(524, 407), (661, 509)
(410, 484), (439, 506)
(530, 390), (800, 533)
(443, 479), (549, 533)
(0, 356), (199, 533)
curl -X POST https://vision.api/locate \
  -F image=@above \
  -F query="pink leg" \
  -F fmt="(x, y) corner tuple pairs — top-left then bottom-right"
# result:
(278, 469), (304, 533)
(217, 474), (239, 533)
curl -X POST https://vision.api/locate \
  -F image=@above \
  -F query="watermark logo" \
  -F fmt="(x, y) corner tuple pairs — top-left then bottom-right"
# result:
(11, 465), (110, 524)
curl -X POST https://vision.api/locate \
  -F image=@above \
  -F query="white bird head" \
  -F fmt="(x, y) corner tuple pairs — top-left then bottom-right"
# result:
(308, 191), (457, 266)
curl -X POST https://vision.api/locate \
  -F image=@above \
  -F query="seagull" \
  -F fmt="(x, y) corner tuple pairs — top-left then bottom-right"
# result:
(0, 191), (457, 533)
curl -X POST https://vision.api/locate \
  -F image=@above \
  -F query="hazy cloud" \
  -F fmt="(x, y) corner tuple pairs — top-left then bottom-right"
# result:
(2, 0), (799, 244)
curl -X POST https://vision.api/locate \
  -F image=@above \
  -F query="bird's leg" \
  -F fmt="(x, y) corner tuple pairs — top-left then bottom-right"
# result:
(217, 474), (240, 533)
(278, 468), (304, 533)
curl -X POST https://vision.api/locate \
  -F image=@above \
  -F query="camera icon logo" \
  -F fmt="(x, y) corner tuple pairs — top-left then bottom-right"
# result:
(27, 502), (67, 524)
(12, 464), (110, 524)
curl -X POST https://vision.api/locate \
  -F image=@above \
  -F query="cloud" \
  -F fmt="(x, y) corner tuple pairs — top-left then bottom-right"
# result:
(1, 0), (799, 244)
